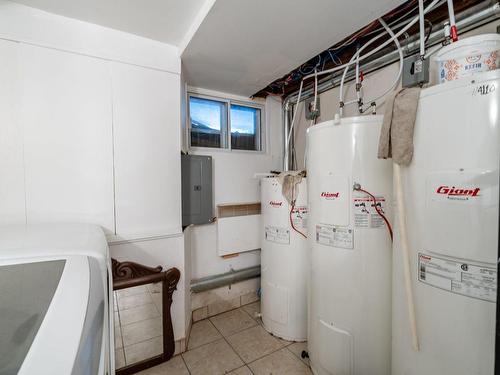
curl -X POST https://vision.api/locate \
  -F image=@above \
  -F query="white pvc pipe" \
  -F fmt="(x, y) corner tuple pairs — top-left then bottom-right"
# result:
(419, 0), (426, 57)
(364, 18), (404, 108)
(339, 29), (388, 114)
(285, 80), (304, 166)
(447, 0), (458, 41)
(310, 69), (318, 127)
(340, 18), (404, 112)
(394, 163), (420, 352)
(355, 46), (362, 107)
(302, 0), (441, 81)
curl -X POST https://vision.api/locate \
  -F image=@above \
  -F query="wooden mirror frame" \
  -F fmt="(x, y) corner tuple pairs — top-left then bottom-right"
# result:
(112, 258), (180, 375)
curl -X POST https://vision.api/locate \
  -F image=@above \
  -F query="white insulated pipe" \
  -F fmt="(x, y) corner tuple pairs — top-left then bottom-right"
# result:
(394, 163), (420, 352)
(302, 0), (441, 81)
(284, 80), (304, 169)
(447, 0), (458, 41)
(419, 0), (426, 57)
(339, 18), (404, 114)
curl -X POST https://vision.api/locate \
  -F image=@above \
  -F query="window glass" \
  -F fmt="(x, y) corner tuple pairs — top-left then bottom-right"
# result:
(189, 97), (227, 148)
(230, 104), (261, 151)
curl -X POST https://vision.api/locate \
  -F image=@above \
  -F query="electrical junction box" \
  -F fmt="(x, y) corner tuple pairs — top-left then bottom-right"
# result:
(402, 54), (429, 87)
(305, 96), (320, 120)
(181, 154), (213, 226)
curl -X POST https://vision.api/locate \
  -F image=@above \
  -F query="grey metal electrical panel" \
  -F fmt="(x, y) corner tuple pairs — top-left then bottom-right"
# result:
(181, 154), (213, 226)
(402, 54), (430, 88)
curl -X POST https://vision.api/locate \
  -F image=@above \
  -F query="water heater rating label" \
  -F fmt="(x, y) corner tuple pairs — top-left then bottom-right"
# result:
(418, 253), (497, 302)
(265, 226), (290, 244)
(316, 224), (353, 249)
(291, 206), (308, 231)
(353, 196), (386, 229)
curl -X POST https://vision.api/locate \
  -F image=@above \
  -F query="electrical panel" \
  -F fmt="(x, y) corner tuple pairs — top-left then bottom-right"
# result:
(181, 154), (213, 226)
(402, 54), (429, 88)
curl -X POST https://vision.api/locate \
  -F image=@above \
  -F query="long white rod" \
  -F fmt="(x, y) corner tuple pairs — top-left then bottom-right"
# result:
(394, 163), (420, 352)
(285, 80), (304, 168)
(419, 0), (426, 57)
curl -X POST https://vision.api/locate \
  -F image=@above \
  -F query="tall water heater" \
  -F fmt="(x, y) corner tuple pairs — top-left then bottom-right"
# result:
(260, 176), (308, 341)
(307, 116), (393, 375)
(392, 66), (499, 373)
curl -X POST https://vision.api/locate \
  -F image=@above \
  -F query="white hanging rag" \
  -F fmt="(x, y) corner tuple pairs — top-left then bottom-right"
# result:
(378, 87), (421, 165)
(276, 170), (306, 205)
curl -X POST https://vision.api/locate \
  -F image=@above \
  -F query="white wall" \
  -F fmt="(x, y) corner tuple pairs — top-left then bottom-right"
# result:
(0, 1), (189, 342)
(183, 86), (283, 279)
(292, 21), (500, 169)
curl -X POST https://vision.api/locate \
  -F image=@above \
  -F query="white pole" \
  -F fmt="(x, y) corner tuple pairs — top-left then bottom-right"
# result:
(418, 0), (426, 58)
(394, 163), (420, 352)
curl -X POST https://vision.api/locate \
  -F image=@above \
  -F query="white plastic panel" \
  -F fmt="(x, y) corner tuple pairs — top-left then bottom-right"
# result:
(111, 62), (182, 239)
(216, 215), (260, 256)
(264, 281), (288, 324)
(318, 320), (353, 375)
(19, 44), (115, 234)
(0, 40), (25, 225)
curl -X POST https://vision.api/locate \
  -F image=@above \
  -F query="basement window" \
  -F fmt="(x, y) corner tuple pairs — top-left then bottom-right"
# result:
(189, 94), (263, 151)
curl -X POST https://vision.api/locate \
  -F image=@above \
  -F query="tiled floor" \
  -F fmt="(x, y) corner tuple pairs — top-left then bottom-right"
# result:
(114, 283), (164, 369)
(135, 301), (312, 375)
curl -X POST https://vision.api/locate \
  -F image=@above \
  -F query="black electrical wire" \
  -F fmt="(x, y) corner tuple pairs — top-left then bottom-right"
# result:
(424, 18), (433, 44)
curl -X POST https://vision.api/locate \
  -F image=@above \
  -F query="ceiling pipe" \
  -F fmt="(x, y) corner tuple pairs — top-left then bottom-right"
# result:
(448, 0), (459, 41)
(281, 0), (500, 169)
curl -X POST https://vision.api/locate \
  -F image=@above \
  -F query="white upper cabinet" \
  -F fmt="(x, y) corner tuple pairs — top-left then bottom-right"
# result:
(19, 44), (115, 233)
(111, 62), (181, 239)
(0, 40), (26, 225)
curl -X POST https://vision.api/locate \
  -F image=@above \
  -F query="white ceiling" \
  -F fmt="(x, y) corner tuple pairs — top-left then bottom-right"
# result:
(12, 0), (405, 97)
(11, 0), (208, 46)
(181, 0), (404, 97)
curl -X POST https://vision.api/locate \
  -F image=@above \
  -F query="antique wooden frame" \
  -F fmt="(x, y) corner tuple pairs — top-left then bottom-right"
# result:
(112, 258), (180, 375)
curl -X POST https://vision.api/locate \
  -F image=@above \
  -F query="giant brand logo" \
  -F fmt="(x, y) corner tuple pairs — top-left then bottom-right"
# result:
(269, 201), (283, 208)
(321, 192), (340, 200)
(436, 185), (480, 200)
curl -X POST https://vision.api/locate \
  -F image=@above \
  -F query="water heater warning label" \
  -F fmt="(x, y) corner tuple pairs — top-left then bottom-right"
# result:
(316, 224), (354, 249)
(418, 253), (497, 302)
(353, 196), (387, 229)
(291, 206), (308, 231)
(265, 226), (290, 244)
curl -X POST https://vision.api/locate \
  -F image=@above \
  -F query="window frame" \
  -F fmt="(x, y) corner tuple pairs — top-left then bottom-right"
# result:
(187, 93), (265, 153)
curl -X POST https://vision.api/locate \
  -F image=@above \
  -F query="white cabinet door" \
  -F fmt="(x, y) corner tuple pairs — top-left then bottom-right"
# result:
(111, 62), (181, 239)
(19, 44), (115, 233)
(0, 40), (26, 225)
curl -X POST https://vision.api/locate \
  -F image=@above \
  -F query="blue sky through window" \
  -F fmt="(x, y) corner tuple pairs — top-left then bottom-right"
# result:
(230, 105), (258, 134)
(190, 96), (260, 135)
(190, 97), (224, 131)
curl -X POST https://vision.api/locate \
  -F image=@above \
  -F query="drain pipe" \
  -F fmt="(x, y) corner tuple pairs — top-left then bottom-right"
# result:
(280, 0), (499, 156)
(191, 265), (261, 293)
(283, 101), (292, 171)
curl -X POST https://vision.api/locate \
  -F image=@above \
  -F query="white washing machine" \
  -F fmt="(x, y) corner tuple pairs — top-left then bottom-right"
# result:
(0, 224), (113, 375)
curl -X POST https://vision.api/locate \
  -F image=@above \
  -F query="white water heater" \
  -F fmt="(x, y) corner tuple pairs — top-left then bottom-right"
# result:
(392, 71), (499, 374)
(307, 116), (393, 375)
(260, 176), (308, 341)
